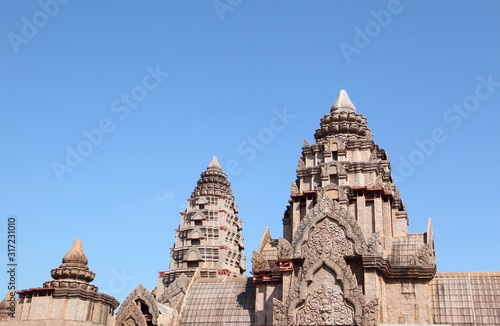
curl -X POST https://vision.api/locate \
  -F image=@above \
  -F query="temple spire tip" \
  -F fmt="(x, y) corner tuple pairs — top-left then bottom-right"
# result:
(207, 156), (222, 171)
(331, 89), (356, 113)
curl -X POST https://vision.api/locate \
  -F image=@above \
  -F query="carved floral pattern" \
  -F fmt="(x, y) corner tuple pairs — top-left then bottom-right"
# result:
(292, 197), (365, 258)
(361, 299), (378, 326)
(296, 284), (354, 326)
(302, 219), (354, 270)
(273, 298), (287, 326)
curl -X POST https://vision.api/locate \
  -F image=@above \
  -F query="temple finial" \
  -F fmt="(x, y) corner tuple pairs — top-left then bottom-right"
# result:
(207, 156), (222, 171)
(331, 89), (356, 113)
(61, 239), (88, 269)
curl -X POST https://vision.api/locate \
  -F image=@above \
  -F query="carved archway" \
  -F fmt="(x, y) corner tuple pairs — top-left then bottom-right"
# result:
(118, 284), (159, 325)
(115, 301), (148, 326)
(285, 219), (364, 325)
(292, 197), (365, 258)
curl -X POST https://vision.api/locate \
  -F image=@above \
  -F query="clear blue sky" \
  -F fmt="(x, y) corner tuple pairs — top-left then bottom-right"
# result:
(1, 1), (499, 303)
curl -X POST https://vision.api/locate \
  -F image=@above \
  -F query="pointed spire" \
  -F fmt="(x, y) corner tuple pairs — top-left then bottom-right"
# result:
(61, 239), (88, 269)
(45, 239), (97, 291)
(207, 156), (222, 171)
(331, 89), (356, 113)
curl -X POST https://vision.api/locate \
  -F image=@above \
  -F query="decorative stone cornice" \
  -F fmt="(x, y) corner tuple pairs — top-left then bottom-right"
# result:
(52, 288), (119, 310)
(361, 256), (436, 279)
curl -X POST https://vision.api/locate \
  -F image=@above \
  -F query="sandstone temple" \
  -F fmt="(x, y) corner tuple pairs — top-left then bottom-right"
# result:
(2, 90), (499, 325)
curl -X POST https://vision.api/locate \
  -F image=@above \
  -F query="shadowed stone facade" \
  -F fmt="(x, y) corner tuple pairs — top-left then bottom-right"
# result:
(3, 90), (499, 325)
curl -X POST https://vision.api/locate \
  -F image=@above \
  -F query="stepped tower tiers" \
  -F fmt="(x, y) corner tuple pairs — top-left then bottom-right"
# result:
(156, 156), (247, 307)
(2, 239), (119, 325)
(252, 90), (437, 326)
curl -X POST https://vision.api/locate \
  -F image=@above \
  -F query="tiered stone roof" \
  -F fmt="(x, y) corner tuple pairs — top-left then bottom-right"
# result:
(191, 156), (233, 198)
(44, 239), (98, 291)
(314, 89), (370, 140)
(157, 156), (247, 309)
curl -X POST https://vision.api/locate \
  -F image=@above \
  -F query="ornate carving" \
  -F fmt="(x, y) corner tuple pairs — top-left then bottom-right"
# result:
(296, 283), (354, 326)
(291, 181), (299, 195)
(277, 237), (293, 259)
(410, 243), (435, 266)
(301, 219), (354, 271)
(251, 251), (270, 272)
(367, 172), (384, 189)
(117, 284), (159, 325)
(292, 197), (365, 258)
(382, 181), (395, 194)
(298, 157), (306, 169)
(115, 302), (147, 326)
(157, 273), (189, 307)
(394, 189), (401, 201)
(361, 299), (378, 326)
(364, 232), (383, 256)
(273, 298), (287, 326)
(304, 139), (310, 146)
(317, 184), (349, 203)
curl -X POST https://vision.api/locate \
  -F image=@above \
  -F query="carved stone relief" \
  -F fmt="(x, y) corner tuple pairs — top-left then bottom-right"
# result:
(117, 284), (159, 325)
(292, 197), (365, 258)
(115, 302), (147, 326)
(367, 173), (384, 189)
(361, 299), (378, 326)
(251, 251), (270, 272)
(298, 157), (306, 169)
(273, 298), (287, 326)
(301, 219), (354, 271)
(410, 243), (435, 266)
(296, 282), (355, 326)
(277, 237), (293, 260)
(157, 273), (189, 307)
(291, 181), (299, 195)
(364, 232), (383, 256)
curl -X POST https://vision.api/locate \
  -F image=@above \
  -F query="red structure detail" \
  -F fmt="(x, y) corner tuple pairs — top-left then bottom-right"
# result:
(251, 271), (272, 282)
(217, 269), (230, 276)
(17, 288), (55, 298)
(220, 226), (227, 230)
(277, 259), (294, 271)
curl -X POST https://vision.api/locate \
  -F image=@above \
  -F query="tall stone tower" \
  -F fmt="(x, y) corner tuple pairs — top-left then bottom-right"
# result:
(252, 90), (436, 325)
(156, 156), (247, 307)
